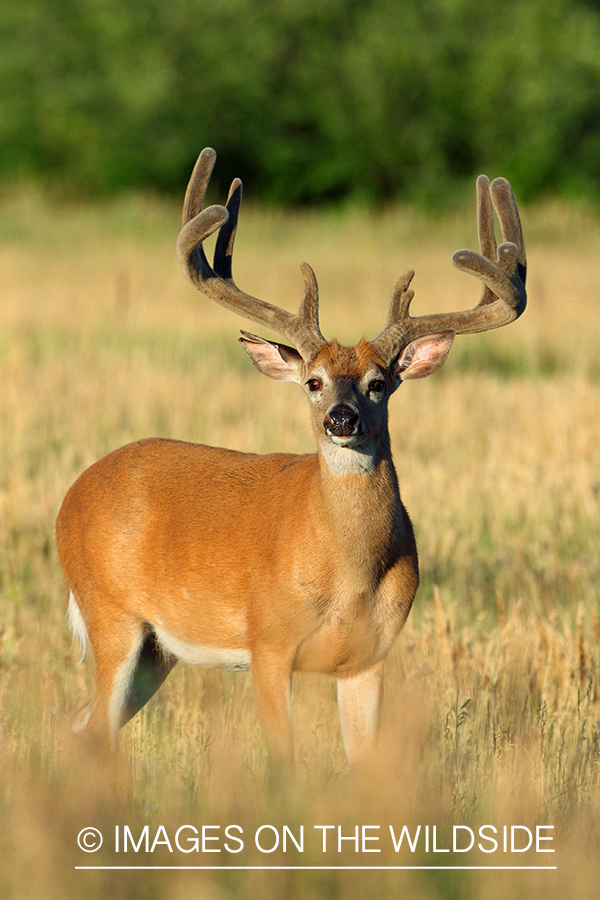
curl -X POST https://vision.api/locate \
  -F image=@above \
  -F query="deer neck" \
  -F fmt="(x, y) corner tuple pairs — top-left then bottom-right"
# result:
(314, 430), (404, 583)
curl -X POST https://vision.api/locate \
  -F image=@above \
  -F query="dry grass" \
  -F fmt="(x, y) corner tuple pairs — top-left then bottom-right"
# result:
(0, 188), (599, 898)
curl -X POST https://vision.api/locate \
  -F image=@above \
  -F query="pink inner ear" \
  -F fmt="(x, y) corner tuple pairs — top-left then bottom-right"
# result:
(240, 338), (302, 382)
(396, 331), (455, 380)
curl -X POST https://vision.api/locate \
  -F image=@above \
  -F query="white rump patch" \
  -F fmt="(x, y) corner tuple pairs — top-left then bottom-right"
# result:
(153, 625), (251, 671)
(67, 592), (88, 666)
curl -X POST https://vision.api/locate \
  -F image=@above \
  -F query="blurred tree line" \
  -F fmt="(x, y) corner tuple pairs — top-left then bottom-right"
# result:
(2, 0), (600, 205)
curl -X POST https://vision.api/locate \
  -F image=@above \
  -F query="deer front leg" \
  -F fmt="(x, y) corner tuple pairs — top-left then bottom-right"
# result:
(251, 651), (294, 761)
(337, 661), (384, 766)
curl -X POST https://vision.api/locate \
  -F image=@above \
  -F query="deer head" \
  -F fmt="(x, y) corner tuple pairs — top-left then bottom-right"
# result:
(176, 149), (526, 462)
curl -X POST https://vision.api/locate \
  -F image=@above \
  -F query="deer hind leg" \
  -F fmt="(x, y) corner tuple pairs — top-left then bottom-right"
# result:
(69, 593), (173, 748)
(336, 661), (384, 767)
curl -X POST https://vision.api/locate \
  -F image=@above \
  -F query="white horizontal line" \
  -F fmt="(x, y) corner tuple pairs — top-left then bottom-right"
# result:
(75, 865), (557, 871)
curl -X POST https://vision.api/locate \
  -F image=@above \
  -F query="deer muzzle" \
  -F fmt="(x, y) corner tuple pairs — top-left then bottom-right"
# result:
(323, 405), (360, 439)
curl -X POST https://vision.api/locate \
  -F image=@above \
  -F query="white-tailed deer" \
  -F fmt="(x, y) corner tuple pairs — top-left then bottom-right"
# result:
(57, 148), (526, 765)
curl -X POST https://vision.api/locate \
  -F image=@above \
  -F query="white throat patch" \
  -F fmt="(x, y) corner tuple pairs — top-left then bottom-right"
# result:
(320, 439), (376, 476)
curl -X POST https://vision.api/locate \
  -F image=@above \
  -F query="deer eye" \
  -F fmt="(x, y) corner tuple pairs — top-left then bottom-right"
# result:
(307, 378), (322, 392)
(369, 379), (385, 394)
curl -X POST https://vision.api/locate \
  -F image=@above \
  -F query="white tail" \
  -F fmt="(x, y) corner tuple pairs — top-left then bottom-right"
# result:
(57, 149), (526, 765)
(67, 591), (88, 667)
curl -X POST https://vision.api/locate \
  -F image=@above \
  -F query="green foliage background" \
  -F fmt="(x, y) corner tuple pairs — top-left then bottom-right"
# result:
(2, 0), (600, 205)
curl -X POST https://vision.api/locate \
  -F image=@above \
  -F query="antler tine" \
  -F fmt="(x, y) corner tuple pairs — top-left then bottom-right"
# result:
(176, 148), (326, 361)
(490, 176), (526, 277)
(213, 177), (242, 283)
(369, 271), (416, 363)
(475, 174), (497, 308)
(181, 147), (217, 226)
(298, 261), (322, 338)
(371, 175), (527, 365)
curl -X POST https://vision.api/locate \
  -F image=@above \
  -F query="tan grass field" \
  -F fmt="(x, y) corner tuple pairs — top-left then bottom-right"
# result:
(0, 188), (599, 899)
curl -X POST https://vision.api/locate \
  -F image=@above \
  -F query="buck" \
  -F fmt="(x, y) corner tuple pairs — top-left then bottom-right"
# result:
(57, 148), (526, 765)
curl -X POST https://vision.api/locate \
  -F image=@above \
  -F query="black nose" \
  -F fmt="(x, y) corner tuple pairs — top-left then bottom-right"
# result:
(324, 405), (360, 437)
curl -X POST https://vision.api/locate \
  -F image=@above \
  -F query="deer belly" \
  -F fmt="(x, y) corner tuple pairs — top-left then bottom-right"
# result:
(153, 624), (251, 671)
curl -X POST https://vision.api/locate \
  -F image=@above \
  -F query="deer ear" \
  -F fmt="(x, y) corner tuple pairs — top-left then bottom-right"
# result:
(239, 331), (304, 383)
(393, 331), (455, 382)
